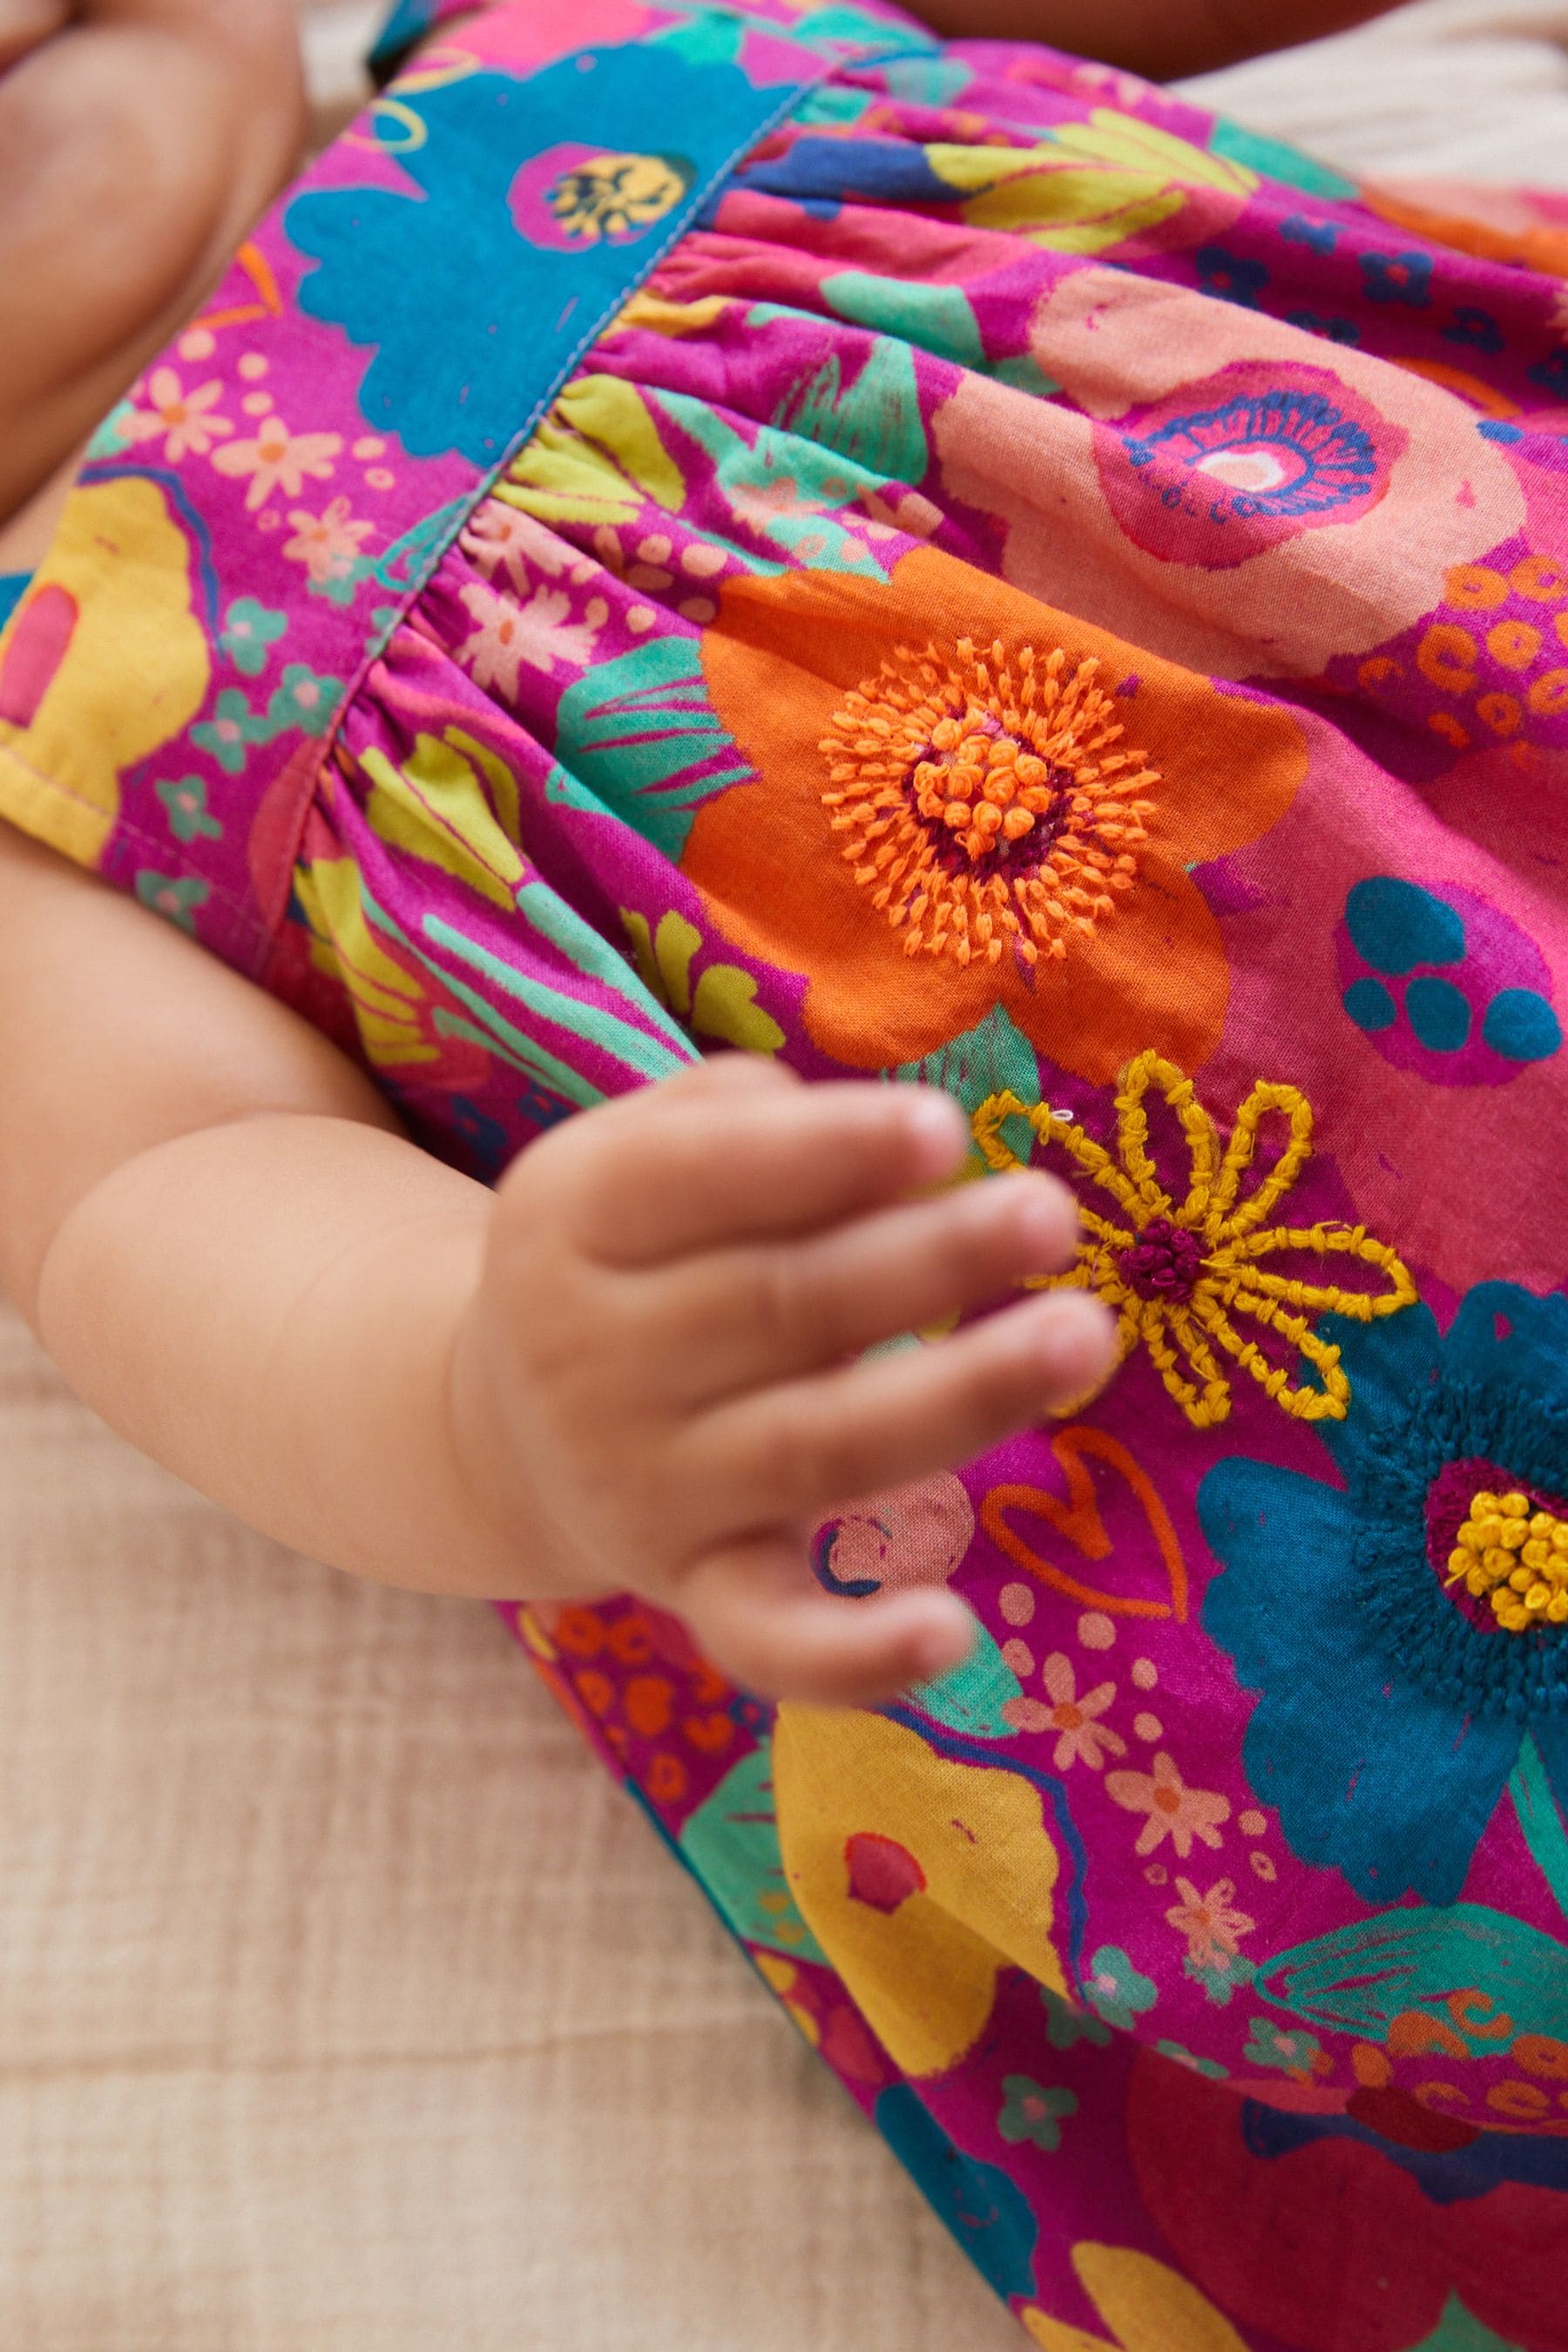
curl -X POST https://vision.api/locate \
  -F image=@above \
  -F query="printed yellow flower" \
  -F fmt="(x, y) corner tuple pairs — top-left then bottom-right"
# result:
(927, 112), (1257, 257)
(1023, 2243), (1248, 2352)
(973, 1050), (1416, 1429)
(621, 909), (785, 1056)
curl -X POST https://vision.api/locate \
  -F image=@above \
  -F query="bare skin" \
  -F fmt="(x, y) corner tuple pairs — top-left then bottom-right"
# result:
(0, 0), (1397, 1701)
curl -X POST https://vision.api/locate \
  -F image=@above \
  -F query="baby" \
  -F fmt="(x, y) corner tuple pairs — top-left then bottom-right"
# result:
(4, 3), (1567, 2346)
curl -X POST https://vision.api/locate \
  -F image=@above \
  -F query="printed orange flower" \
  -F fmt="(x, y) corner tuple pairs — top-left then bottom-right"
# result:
(688, 547), (1308, 1077)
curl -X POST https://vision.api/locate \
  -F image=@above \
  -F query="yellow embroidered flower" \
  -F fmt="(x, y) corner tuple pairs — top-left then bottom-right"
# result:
(621, 909), (785, 1056)
(973, 1051), (1416, 1429)
(1023, 2243), (1248, 2352)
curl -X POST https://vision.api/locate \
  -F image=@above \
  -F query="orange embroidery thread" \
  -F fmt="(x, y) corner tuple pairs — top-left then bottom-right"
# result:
(819, 636), (1158, 969)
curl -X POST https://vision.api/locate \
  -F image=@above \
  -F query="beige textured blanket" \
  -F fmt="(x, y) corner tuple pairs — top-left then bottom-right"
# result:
(3, 6), (1566, 2346)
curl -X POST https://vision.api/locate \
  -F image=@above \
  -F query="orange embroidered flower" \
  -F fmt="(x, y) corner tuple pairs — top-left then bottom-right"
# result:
(689, 547), (1308, 1077)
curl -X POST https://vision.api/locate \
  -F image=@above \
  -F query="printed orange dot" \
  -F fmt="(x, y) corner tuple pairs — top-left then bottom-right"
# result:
(624, 1674), (675, 1736)
(1351, 2043), (1392, 2089)
(1132, 1658), (1159, 1692)
(607, 1616), (654, 1666)
(1529, 667), (1568, 717)
(553, 1606), (606, 1658)
(683, 1711), (736, 1754)
(1477, 692), (1522, 738)
(575, 1669), (616, 1718)
(1359, 655), (1398, 693)
(1512, 553), (1568, 602)
(1418, 624), (1479, 694)
(1143, 1864), (1168, 1887)
(1078, 1612), (1116, 1651)
(680, 542), (727, 577)
(1239, 1809), (1267, 1837)
(1558, 611), (1568, 651)
(1248, 1852), (1277, 1882)
(1445, 564), (1508, 611)
(1487, 620), (1543, 671)
(1428, 711), (1471, 751)
(1488, 2079), (1551, 2120)
(1002, 1638), (1035, 1678)
(645, 1751), (687, 1804)
(1000, 1582), (1037, 1628)
(1513, 2033), (1568, 2082)
(1134, 1712), (1163, 1744)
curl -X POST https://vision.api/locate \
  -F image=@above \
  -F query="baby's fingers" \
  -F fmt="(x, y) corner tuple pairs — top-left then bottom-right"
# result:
(679, 1537), (975, 1707)
(691, 1288), (1117, 1528)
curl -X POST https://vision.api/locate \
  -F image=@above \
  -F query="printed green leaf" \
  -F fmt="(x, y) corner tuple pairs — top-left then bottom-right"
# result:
(679, 1743), (828, 1963)
(1254, 1903), (1568, 2043)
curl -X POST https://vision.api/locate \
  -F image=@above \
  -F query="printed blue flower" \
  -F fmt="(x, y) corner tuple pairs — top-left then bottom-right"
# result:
(1361, 248), (1434, 307)
(1201, 1286), (1568, 1907)
(287, 45), (818, 464)
(1194, 246), (1269, 310)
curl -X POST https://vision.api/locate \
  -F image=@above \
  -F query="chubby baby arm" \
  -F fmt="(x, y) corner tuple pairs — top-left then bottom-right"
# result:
(0, 823), (1113, 1705)
(0, 0), (304, 536)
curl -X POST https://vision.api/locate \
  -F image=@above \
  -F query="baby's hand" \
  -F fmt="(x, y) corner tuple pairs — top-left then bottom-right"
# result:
(448, 1057), (1114, 1706)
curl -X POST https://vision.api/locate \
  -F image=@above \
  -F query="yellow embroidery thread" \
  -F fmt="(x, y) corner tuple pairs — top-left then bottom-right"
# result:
(973, 1051), (1417, 1429)
(1448, 1491), (1568, 1632)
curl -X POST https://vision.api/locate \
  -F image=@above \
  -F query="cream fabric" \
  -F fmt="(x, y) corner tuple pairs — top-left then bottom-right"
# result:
(3, 6), (1567, 2347)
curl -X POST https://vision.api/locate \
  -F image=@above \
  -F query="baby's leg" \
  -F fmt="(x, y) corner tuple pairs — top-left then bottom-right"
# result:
(0, 0), (305, 555)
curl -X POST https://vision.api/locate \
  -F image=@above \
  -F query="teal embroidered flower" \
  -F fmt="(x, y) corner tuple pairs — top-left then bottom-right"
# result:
(1243, 2016), (1324, 2078)
(997, 2075), (1078, 2153)
(1041, 1986), (1112, 2051)
(156, 775), (224, 846)
(191, 690), (272, 775)
(134, 873), (211, 935)
(1082, 1945), (1157, 2031)
(1201, 1287), (1568, 1907)
(219, 598), (287, 678)
(265, 663), (339, 740)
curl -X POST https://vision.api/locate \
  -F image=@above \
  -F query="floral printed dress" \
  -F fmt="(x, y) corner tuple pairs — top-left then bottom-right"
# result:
(3, 3), (1568, 2344)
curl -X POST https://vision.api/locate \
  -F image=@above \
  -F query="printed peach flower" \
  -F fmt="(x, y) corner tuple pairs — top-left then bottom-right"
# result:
(1004, 1653), (1126, 1770)
(460, 498), (595, 591)
(456, 579), (608, 698)
(1105, 1750), (1230, 1860)
(974, 1050), (1416, 1429)
(283, 496), (375, 587)
(689, 546), (1308, 1077)
(1164, 1878), (1254, 1974)
(212, 413), (342, 511)
(123, 367), (233, 462)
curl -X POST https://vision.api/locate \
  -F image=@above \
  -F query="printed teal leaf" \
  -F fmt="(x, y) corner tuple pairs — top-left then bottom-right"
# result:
(906, 1620), (1023, 1740)
(774, 336), (928, 485)
(1409, 2297), (1524, 2352)
(551, 637), (751, 862)
(894, 1004), (1042, 1165)
(679, 1743), (828, 1964)
(1254, 1903), (1568, 2043)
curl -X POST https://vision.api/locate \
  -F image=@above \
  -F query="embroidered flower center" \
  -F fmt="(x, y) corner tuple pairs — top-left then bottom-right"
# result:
(821, 638), (1159, 968)
(1446, 1488), (1568, 1632)
(1119, 1216), (1207, 1304)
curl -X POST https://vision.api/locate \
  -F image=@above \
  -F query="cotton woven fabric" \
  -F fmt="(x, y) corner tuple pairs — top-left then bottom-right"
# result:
(3, 4), (1568, 2343)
